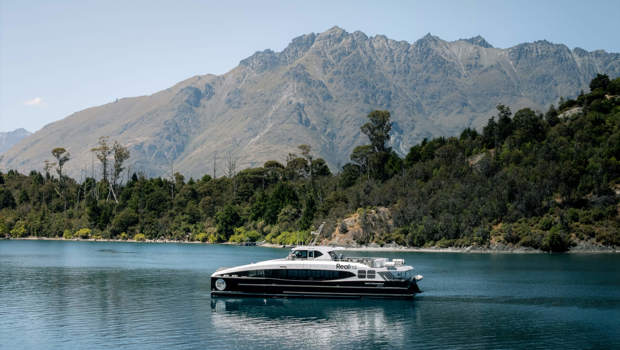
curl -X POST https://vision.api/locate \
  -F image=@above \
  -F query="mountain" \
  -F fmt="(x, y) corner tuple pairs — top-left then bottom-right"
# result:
(0, 128), (31, 155)
(2, 27), (619, 178)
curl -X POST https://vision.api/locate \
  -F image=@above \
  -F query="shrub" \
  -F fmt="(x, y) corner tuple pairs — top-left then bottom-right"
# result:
(518, 230), (543, 249)
(133, 233), (146, 242)
(271, 230), (311, 245)
(595, 227), (619, 246)
(541, 226), (571, 252)
(435, 238), (453, 248)
(538, 215), (555, 231)
(62, 229), (73, 239)
(502, 224), (521, 244)
(194, 232), (208, 242)
(406, 226), (426, 247)
(229, 227), (263, 243)
(75, 228), (91, 239)
(10, 221), (27, 238)
(0, 218), (9, 237)
(119, 232), (129, 240)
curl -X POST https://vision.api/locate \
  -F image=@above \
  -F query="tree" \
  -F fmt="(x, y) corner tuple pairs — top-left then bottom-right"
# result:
(359, 110), (395, 180)
(361, 110), (392, 153)
(545, 104), (560, 127)
(51, 147), (70, 180)
(215, 204), (241, 238)
(609, 77), (620, 95)
(311, 158), (331, 177)
(0, 188), (16, 209)
(51, 147), (71, 210)
(43, 160), (55, 179)
(298, 144), (313, 179)
(496, 104), (513, 144)
(112, 141), (130, 187)
(482, 117), (498, 148)
(512, 108), (545, 146)
(339, 163), (361, 188)
(589, 73), (610, 91)
(285, 156), (308, 179)
(91, 136), (112, 182)
(405, 144), (422, 167)
(350, 145), (372, 177)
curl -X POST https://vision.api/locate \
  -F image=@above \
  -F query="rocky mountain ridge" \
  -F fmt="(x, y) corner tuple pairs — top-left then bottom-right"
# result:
(0, 128), (32, 155)
(2, 26), (619, 178)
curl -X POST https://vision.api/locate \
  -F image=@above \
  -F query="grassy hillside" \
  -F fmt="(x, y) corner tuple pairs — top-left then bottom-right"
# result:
(1, 75), (618, 252)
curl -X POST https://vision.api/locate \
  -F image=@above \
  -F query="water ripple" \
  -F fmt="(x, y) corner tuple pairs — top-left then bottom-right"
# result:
(1, 240), (619, 350)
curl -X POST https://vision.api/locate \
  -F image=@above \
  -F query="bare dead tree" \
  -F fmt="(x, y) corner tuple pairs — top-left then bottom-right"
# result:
(225, 151), (237, 178)
(212, 151), (217, 179)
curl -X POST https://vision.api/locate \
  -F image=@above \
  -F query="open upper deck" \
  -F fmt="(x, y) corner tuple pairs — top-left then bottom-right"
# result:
(288, 246), (407, 268)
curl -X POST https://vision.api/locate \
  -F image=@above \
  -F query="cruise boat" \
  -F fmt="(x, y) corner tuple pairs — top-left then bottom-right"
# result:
(210, 246), (423, 299)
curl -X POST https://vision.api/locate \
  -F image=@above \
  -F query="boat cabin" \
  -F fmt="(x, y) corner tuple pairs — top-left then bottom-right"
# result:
(287, 246), (344, 261)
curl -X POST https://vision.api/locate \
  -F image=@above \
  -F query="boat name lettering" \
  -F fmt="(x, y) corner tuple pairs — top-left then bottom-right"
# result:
(336, 263), (355, 270)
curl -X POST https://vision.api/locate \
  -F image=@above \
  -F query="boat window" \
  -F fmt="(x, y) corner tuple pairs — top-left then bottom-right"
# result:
(259, 269), (355, 280)
(313, 251), (323, 258)
(248, 270), (264, 277)
(294, 250), (308, 259)
(367, 270), (376, 279)
(358, 270), (366, 278)
(328, 251), (338, 260)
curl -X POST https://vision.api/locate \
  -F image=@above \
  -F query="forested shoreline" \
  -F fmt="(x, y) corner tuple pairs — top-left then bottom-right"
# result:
(1, 75), (619, 252)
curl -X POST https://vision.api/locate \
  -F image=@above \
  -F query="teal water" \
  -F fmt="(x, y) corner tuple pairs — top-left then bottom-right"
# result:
(0, 240), (618, 349)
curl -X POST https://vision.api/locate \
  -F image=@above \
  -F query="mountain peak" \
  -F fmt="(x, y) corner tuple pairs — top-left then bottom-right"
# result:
(462, 35), (493, 48)
(0, 128), (32, 154)
(324, 25), (347, 35)
(416, 33), (442, 44)
(3, 28), (619, 178)
(239, 49), (279, 72)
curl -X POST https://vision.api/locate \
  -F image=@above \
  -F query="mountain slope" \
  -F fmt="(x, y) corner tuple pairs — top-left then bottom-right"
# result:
(2, 27), (619, 178)
(0, 128), (31, 155)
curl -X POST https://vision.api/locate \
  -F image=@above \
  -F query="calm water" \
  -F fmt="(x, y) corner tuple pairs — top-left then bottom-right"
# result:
(0, 241), (618, 349)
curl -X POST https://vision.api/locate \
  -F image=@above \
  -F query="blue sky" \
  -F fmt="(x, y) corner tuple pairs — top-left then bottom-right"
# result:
(1, 0), (619, 132)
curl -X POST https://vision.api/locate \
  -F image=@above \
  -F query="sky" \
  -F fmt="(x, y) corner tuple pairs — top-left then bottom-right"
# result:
(1, 0), (619, 133)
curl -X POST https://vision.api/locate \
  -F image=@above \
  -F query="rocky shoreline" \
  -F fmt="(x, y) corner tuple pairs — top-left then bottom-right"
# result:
(3, 237), (617, 254)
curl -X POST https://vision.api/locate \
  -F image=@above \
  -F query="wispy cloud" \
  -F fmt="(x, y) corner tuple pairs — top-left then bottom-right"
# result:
(24, 97), (43, 106)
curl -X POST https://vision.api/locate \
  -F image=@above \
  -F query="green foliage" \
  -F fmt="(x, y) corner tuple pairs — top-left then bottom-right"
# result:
(541, 226), (571, 252)
(215, 204), (241, 238)
(361, 110), (392, 153)
(75, 228), (92, 239)
(0, 188), (16, 209)
(110, 208), (138, 235)
(133, 233), (146, 241)
(62, 229), (73, 239)
(267, 230), (311, 245)
(589, 74), (610, 91)
(10, 221), (27, 238)
(194, 232), (209, 242)
(608, 77), (620, 95)
(0, 75), (618, 251)
(0, 218), (9, 237)
(229, 227), (262, 243)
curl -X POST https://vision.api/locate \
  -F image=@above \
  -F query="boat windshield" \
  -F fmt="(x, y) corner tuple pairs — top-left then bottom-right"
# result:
(328, 251), (344, 260)
(288, 250), (308, 260)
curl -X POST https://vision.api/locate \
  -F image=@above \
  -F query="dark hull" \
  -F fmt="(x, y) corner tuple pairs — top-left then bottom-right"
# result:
(211, 277), (422, 299)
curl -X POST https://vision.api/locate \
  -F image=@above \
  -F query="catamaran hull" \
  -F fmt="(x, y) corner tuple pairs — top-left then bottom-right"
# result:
(210, 277), (422, 299)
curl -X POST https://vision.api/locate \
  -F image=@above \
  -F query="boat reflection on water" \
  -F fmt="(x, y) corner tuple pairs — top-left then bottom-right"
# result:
(210, 298), (420, 348)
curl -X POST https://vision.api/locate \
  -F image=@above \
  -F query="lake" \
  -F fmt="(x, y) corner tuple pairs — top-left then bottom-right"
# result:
(0, 240), (618, 349)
